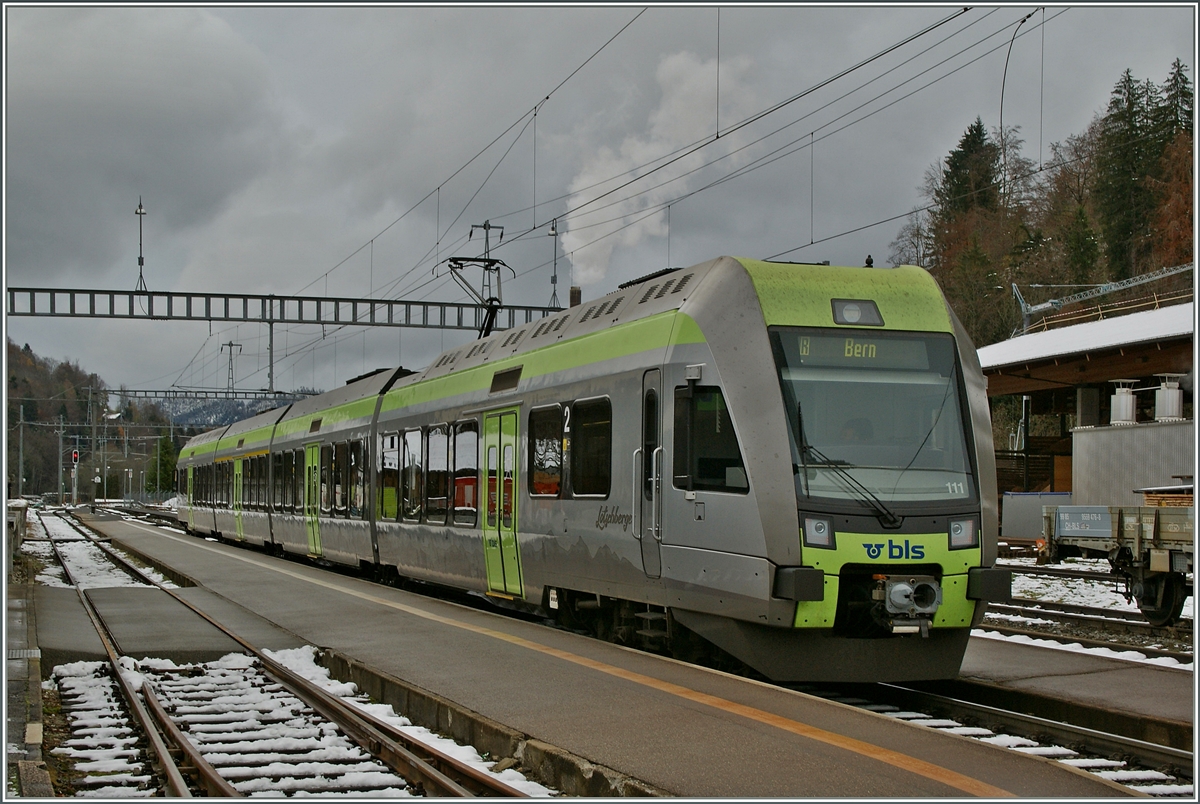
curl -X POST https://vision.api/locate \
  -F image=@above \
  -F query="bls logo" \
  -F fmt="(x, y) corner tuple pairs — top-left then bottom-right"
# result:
(864, 540), (925, 560)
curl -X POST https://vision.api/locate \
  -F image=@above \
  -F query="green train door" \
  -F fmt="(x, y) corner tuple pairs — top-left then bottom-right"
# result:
(233, 458), (245, 540)
(304, 443), (322, 556)
(186, 466), (195, 530)
(483, 409), (522, 596)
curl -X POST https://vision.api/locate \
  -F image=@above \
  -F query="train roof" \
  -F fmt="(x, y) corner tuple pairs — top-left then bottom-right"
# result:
(411, 257), (721, 383)
(179, 256), (953, 452)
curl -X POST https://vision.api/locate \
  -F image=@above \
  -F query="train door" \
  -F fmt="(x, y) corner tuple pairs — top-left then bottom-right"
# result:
(638, 370), (663, 578)
(304, 443), (322, 557)
(186, 466), (195, 530)
(483, 408), (523, 596)
(233, 458), (245, 541)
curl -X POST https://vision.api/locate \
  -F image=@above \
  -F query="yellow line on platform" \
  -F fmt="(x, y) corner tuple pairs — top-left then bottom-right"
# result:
(132, 522), (1013, 797)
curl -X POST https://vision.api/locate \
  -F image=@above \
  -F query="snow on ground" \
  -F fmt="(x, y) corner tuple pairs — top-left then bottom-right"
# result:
(971, 629), (1192, 671)
(998, 555), (1194, 620)
(265, 646), (558, 797)
(21, 512), (178, 590)
(50, 661), (157, 797)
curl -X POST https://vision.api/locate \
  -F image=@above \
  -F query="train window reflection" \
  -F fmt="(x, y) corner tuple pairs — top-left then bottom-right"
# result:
(378, 433), (400, 520)
(320, 445), (333, 514)
(453, 421), (479, 526)
(425, 425), (449, 523)
(529, 406), (563, 497)
(349, 440), (365, 519)
(402, 430), (423, 521)
(570, 398), (611, 497)
(769, 327), (975, 504)
(673, 386), (748, 494)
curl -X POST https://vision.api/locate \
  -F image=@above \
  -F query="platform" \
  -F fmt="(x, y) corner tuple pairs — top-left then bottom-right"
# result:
(31, 512), (1165, 797)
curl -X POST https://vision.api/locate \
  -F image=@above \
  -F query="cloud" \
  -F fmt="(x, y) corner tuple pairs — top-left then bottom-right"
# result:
(6, 8), (279, 286)
(560, 51), (757, 286)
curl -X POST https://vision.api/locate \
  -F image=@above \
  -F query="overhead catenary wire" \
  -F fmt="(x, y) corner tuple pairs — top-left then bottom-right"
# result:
(488, 8), (1051, 257)
(314, 4), (972, 310)
(289, 8), (647, 299)
(168, 7), (1085, 391)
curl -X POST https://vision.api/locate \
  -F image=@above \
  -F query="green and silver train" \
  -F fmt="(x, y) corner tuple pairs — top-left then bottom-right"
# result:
(177, 256), (1010, 682)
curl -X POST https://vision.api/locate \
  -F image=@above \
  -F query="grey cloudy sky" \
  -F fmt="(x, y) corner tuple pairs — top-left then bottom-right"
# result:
(4, 4), (1195, 401)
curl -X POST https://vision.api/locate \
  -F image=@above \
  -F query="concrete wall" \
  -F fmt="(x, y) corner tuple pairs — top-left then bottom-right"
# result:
(1072, 419), (1195, 506)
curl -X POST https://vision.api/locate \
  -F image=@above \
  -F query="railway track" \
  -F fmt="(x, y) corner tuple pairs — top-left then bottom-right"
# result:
(1003, 562), (1195, 597)
(987, 597), (1194, 641)
(40, 511), (539, 797)
(71, 509), (1194, 797)
(793, 682), (1193, 797)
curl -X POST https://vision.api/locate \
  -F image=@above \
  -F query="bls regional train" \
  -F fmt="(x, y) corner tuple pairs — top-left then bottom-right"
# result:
(176, 256), (1010, 682)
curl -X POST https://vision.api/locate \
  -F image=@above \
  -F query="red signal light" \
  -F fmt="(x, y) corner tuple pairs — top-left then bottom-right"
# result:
(72, 450), (79, 465)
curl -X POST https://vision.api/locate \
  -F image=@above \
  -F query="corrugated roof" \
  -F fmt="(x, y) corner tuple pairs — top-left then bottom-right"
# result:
(977, 302), (1194, 370)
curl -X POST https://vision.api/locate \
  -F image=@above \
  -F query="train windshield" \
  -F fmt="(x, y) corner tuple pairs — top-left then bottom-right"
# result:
(769, 327), (976, 507)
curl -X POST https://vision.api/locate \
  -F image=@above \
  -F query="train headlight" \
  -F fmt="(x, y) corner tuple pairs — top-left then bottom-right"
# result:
(948, 518), (978, 550)
(803, 516), (835, 549)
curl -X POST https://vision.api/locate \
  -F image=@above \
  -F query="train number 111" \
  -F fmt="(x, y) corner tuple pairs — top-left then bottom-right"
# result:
(945, 481), (965, 495)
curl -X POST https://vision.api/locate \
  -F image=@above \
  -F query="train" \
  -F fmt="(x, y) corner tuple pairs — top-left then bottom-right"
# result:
(176, 256), (1011, 682)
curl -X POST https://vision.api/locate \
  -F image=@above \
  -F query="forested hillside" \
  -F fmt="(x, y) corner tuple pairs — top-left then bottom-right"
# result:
(7, 338), (189, 499)
(889, 60), (1193, 347)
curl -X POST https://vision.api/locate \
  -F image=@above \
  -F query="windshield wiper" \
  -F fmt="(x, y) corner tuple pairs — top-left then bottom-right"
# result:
(795, 402), (900, 527)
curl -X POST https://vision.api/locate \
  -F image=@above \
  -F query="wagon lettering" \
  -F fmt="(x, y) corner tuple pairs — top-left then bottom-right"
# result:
(595, 505), (633, 532)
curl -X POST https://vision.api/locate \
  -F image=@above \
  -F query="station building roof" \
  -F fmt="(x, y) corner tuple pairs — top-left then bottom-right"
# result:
(975, 302), (1194, 397)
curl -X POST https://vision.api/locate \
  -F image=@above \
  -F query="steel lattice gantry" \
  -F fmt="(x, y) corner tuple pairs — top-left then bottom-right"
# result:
(9, 287), (561, 394)
(7, 288), (559, 331)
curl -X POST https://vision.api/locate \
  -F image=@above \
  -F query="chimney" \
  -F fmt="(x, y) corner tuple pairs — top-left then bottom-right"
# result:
(570, 286), (582, 308)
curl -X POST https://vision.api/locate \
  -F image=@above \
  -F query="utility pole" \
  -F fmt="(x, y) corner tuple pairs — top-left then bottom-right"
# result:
(222, 342), (242, 392)
(135, 197), (148, 293)
(548, 220), (561, 308)
(57, 415), (64, 505)
(18, 405), (24, 499)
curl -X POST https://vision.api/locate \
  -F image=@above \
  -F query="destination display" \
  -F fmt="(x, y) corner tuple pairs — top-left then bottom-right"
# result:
(784, 332), (933, 370)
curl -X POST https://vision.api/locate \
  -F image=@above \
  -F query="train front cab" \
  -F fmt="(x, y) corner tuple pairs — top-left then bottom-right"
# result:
(668, 259), (1010, 682)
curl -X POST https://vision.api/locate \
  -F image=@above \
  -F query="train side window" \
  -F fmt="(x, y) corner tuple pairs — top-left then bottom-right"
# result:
(244, 457), (253, 510)
(293, 448), (304, 513)
(378, 433), (399, 520)
(250, 456), (260, 510)
(259, 455), (268, 509)
(486, 446), (498, 528)
(349, 439), (364, 519)
(425, 425), (450, 524)
(279, 451), (291, 511)
(529, 405), (563, 497)
(673, 386), (748, 494)
(272, 452), (283, 510)
(402, 430), (423, 521)
(320, 445), (333, 514)
(453, 421), (479, 527)
(570, 398), (611, 497)
(333, 442), (349, 516)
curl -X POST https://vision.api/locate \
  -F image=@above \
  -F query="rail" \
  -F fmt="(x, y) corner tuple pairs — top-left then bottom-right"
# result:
(47, 527), (209, 796)
(877, 682), (1193, 777)
(64, 512), (529, 797)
